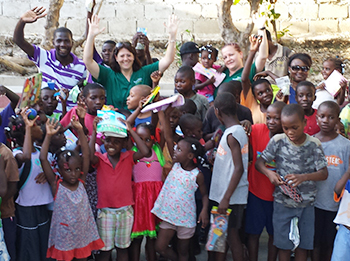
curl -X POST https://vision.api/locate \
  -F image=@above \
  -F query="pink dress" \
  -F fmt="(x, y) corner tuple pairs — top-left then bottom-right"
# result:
(132, 149), (163, 238)
(195, 64), (221, 101)
(47, 180), (104, 260)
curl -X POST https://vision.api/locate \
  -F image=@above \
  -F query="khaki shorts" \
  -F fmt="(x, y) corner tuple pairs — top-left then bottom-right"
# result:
(97, 206), (134, 250)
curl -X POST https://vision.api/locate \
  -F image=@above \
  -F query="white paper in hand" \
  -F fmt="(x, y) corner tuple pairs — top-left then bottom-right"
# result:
(324, 70), (347, 97)
(275, 76), (291, 96)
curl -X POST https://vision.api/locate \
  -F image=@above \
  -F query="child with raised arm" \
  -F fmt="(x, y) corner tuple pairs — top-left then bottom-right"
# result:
(40, 117), (104, 260)
(241, 36), (273, 124)
(61, 83), (106, 137)
(255, 104), (328, 261)
(129, 121), (165, 261)
(208, 92), (249, 261)
(313, 101), (350, 261)
(7, 109), (52, 261)
(89, 116), (150, 261)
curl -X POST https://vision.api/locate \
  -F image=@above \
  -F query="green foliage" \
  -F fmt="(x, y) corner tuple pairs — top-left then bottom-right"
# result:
(174, 29), (195, 67)
(231, 0), (292, 42)
(276, 25), (292, 40)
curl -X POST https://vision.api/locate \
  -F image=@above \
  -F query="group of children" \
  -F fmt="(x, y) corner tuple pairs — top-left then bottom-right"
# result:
(0, 6), (350, 261)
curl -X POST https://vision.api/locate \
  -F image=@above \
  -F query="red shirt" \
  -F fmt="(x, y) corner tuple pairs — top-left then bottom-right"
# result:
(248, 124), (276, 201)
(304, 109), (320, 136)
(95, 151), (135, 209)
(60, 106), (96, 136)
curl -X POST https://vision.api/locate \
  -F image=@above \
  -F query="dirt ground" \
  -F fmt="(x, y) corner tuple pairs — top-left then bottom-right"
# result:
(2, 35), (350, 85)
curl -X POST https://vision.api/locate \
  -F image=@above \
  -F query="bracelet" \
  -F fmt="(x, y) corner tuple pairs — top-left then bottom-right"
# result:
(169, 39), (176, 43)
(259, 26), (266, 30)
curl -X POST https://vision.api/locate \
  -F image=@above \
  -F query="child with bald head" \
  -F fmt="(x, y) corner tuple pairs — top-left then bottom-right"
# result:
(126, 85), (152, 127)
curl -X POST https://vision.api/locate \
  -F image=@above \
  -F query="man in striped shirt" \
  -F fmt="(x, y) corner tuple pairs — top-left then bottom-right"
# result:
(13, 6), (87, 112)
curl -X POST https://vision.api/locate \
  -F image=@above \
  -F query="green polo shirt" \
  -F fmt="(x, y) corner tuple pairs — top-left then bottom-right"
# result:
(93, 61), (159, 109)
(214, 62), (257, 98)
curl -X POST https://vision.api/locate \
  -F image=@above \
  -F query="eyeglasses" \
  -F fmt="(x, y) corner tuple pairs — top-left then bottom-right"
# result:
(116, 42), (132, 49)
(291, 65), (310, 72)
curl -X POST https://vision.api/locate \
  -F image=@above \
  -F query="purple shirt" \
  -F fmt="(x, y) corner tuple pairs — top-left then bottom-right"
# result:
(28, 45), (87, 112)
(0, 104), (15, 144)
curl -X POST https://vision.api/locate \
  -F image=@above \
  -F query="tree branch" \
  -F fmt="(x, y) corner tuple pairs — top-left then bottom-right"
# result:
(42, 0), (65, 50)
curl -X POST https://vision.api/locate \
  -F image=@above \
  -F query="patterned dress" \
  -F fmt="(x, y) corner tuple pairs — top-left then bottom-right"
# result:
(152, 162), (199, 228)
(47, 180), (104, 260)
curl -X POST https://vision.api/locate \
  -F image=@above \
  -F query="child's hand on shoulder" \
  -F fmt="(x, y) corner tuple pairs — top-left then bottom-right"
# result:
(46, 118), (60, 136)
(71, 115), (83, 130)
(240, 120), (252, 136)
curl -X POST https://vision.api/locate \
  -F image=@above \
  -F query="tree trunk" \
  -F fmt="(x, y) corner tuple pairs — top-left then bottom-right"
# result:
(218, 0), (261, 56)
(0, 57), (31, 75)
(42, 0), (65, 50)
(71, 0), (105, 53)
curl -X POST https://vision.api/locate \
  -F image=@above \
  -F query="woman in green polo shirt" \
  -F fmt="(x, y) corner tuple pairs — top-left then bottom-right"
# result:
(84, 15), (178, 109)
(214, 18), (269, 99)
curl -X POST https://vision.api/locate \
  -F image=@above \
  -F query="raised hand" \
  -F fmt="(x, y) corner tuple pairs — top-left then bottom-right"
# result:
(249, 34), (262, 52)
(252, 12), (267, 29)
(166, 14), (178, 38)
(88, 14), (105, 38)
(118, 117), (131, 132)
(76, 100), (87, 119)
(59, 88), (70, 103)
(151, 70), (163, 86)
(21, 6), (46, 24)
(46, 118), (60, 136)
(20, 107), (39, 127)
(71, 115), (83, 130)
(92, 116), (101, 132)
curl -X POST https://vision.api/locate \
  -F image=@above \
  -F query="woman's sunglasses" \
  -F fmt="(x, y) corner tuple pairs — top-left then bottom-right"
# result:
(290, 65), (310, 72)
(116, 42), (132, 49)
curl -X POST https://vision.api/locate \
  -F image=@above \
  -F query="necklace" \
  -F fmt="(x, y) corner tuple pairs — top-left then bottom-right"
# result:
(136, 159), (159, 168)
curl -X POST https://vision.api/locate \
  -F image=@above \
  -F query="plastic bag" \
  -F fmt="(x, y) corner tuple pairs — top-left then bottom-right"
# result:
(206, 206), (231, 253)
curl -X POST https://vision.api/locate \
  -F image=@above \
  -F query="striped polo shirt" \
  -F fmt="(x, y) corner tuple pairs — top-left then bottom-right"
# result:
(28, 45), (87, 112)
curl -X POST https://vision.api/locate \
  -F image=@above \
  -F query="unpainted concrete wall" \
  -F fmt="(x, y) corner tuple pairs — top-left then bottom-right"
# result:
(0, 0), (349, 42)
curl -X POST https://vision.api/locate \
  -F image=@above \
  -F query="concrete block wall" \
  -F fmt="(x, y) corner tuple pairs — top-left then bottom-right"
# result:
(0, 0), (350, 42)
